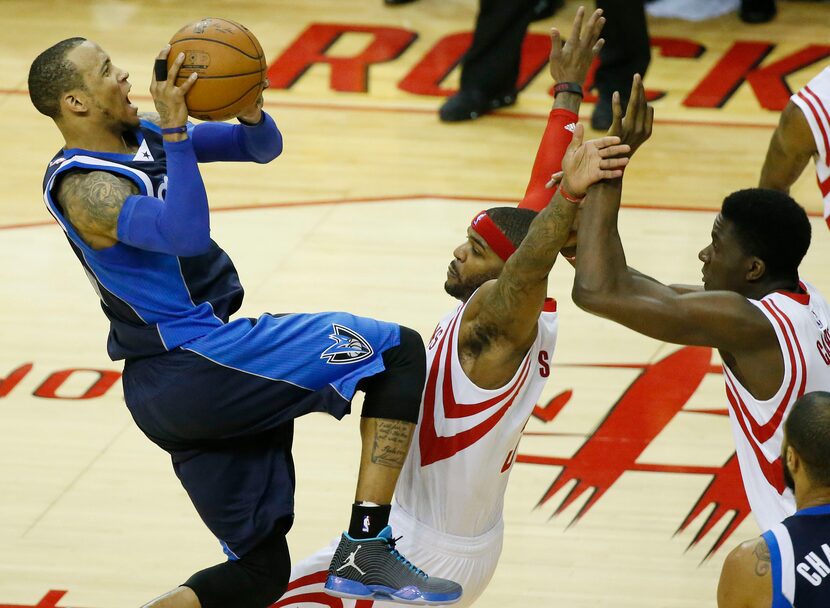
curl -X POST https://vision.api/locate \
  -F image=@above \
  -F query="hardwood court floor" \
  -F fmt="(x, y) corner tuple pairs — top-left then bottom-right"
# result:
(2, 1), (830, 607)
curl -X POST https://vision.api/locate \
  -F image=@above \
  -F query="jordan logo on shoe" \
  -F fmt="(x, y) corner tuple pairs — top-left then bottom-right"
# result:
(337, 546), (366, 576)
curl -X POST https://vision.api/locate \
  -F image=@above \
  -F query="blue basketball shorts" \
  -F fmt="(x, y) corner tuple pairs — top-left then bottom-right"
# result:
(121, 311), (401, 559)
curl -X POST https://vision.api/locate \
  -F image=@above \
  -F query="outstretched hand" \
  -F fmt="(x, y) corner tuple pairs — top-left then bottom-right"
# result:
(560, 123), (630, 197)
(606, 73), (654, 157)
(549, 6), (605, 85)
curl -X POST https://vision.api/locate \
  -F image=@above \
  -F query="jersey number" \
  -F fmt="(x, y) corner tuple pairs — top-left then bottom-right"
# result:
(817, 327), (830, 365)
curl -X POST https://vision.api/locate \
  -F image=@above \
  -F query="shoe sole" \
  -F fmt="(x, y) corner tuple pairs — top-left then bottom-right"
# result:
(325, 575), (462, 605)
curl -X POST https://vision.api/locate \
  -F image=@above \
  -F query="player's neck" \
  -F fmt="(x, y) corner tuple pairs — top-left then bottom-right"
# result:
(795, 484), (830, 511)
(60, 119), (131, 155)
(745, 276), (800, 301)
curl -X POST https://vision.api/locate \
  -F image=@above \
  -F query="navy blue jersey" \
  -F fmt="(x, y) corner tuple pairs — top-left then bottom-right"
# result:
(41, 120), (243, 360)
(763, 504), (830, 607)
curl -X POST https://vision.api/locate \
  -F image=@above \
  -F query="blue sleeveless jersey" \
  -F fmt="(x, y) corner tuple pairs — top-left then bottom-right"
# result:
(763, 504), (830, 608)
(41, 120), (243, 360)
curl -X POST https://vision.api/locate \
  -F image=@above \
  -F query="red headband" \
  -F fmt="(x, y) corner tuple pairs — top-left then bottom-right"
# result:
(470, 210), (516, 261)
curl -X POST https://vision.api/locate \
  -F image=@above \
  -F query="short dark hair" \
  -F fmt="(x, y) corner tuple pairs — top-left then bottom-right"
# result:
(486, 207), (538, 249)
(720, 188), (811, 280)
(28, 37), (87, 119)
(785, 391), (830, 487)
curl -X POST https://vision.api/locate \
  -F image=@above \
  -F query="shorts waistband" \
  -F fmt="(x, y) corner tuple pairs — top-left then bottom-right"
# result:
(391, 499), (504, 558)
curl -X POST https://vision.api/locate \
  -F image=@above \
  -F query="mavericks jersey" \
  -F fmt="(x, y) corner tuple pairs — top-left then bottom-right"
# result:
(395, 294), (558, 537)
(41, 120), (243, 360)
(763, 504), (830, 608)
(722, 282), (830, 530)
(791, 68), (830, 228)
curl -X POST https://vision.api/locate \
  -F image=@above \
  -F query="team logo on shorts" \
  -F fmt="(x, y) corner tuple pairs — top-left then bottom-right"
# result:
(321, 324), (374, 364)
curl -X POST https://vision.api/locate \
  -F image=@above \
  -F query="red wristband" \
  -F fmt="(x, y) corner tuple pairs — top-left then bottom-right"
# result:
(558, 184), (585, 204)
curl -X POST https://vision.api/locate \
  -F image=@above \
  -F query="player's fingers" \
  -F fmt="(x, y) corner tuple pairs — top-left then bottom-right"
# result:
(569, 5), (585, 44)
(592, 33), (605, 56)
(263, 78), (271, 91)
(645, 105), (655, 139)
(626, 74), (642, 123)
(152, 45), (171, 84)
(585, 9), (604, 46)
(570, 122), (585, 148)
(549, 28), (562, 59)
(586, 135), (622, 150)
(166, 52), (185, 84)
(598, 157), (630, 170)
(177, 71), (198, 95)
(545, 170), (565, 189)
(599, 168), (625, 180)
(597, 143), (631, 158)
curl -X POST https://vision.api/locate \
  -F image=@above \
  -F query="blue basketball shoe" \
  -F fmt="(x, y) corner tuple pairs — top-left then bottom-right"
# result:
(324, 526), (463, 605)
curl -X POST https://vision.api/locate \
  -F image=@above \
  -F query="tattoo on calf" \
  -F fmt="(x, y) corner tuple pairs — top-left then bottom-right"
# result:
(371, 420), (412, 468)
(754, 541), (771, 577)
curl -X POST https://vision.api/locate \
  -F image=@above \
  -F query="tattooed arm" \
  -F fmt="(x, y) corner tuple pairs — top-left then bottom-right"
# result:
(57, 170), (138, 249)
(459, 127), (628, 387)
(717, 537), (773, 608)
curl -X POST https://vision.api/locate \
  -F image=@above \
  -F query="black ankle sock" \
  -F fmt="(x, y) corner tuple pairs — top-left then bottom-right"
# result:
(349, 502), (392, 538)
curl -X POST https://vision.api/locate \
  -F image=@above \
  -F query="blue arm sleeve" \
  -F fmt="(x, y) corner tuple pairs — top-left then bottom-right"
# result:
(116, 138), (211, 257)
(191, 111), (283, 164)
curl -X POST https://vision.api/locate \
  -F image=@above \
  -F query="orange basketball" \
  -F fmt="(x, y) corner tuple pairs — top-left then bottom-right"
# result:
(168, 17), (266, 122)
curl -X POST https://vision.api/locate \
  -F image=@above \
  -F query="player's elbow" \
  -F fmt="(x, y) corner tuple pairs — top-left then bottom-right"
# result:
(251, 131), (283, 164)
(572, 280), (609, 314)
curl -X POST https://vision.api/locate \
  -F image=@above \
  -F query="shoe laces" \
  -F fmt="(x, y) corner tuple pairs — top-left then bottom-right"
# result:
(385, 535), (428, 579)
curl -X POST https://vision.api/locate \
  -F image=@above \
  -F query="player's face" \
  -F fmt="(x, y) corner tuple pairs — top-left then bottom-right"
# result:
(68, 41), (139, 129)
(698, 215), (753, 292)
(445, 228), (504, 302)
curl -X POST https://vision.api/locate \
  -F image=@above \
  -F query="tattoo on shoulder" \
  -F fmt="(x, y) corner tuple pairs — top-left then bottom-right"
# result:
(58, 171), (138, 237)
(753, 541), (771, 577)
(138, 111), (162, 126)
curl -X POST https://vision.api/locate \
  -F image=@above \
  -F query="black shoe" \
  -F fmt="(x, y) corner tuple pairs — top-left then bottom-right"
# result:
(439, 90), (517, 122)
(325, 526), (463, 604)
(532, 0), (564, 22)
(739, 0), (776, 23)
(384, 0), (419, 5)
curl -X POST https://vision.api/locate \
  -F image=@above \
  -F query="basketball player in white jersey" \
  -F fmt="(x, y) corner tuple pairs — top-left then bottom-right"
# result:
(760, 67), (830, 230)
(572, 75), (830, 531)
(717, 391), (830, 608)
(283, 9), (631, 607)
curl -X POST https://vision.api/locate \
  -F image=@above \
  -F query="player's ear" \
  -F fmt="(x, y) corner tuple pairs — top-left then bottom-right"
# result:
(745, 257), (765, 282)
(61, 90), (88, 116)
(787, 445), (801, 475)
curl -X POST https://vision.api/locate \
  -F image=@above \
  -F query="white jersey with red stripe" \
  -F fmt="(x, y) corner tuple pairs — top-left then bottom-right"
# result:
(791, 68), (830, 227)
(722, 281), (830, 530)
(394, 294), (559, 538)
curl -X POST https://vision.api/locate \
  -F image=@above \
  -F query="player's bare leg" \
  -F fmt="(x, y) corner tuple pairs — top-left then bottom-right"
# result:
(142, 587), (200, 608)
(355, 417), (414, 503)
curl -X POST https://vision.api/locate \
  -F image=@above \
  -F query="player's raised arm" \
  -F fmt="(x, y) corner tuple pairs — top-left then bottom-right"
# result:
(571, 76), (776, 353)
(521, 6), (605, 211)
(759, 101), (816, 193)
(465, 126), (629, 352)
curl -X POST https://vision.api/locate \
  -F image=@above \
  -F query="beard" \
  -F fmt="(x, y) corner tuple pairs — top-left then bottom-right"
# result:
(783, 457), (795, 492)
(444, 268), (500, 302)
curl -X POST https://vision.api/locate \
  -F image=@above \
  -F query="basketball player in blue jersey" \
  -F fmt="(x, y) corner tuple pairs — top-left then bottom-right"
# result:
(28, 39), (461, 608)
(717, 391), (830, 608)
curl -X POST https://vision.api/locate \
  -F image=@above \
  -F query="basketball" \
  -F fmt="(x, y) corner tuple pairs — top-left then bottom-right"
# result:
(167, 17), (266, 121)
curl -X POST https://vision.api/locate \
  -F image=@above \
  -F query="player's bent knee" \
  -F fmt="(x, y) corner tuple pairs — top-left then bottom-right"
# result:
(184, 527), (291, 608)
(359, 325), (425, 424)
